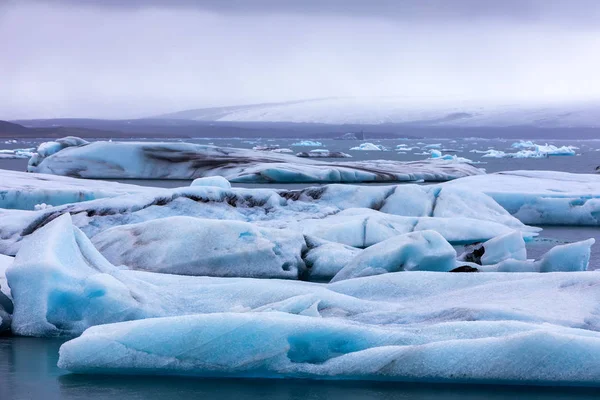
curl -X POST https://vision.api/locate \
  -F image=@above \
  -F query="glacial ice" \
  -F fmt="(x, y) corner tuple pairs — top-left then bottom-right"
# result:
(27, 138), (482, 182)
(291, 140), (322, 146)
(91, 216), (306, 278)
(303, 237), (362, 280)
(349, 143), (387, 151)
(0, 254), (12, 332)
(444, 170), (600, 225)
(458, 231), (527, 266)
(0, 147), (35, 159)
(428, 149), (474, 163)
(479, 144), (576, 159)
(57, 312), (600, 385)
(0, 169), (150, 210)
(190, 176), (232, 189)
(296, 150), (352, 158)
(7, 213), (600, 338)
(0, 182), (534, 256)
(330, 230), (457, 282)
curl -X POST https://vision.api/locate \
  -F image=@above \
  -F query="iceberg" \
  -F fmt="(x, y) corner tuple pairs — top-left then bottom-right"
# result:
(444, 170), (600, 225)
(58, 312), (600, 385)
(458, 231), (527, 266)
(0, 182), (533, 255)
(0, 169), (151, 210)
(296, 150), (351, 158)
(91, 216), (306, 279)
(0, 147), (35, 159)
(0, 254), (12, 332)
(190, 176), (232, 189)
(330, 230), (457, 282)
(26, 138), (482, 183)
(428, 149), (474, 163)
(480, 145), (576, 159)
(349, 143), (387, 151)
(291, 140), (322, 146)
(303, 237), (361, 281)
(8, 213), (600, 338)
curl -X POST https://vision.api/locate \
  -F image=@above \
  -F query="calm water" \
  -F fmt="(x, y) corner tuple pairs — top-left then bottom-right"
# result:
(1, 337), (599, 400)
(1, 137), (599, 399)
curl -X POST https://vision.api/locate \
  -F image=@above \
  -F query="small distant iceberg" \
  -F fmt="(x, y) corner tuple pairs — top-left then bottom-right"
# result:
(481, 145), (577, 159)
(428, 149), (474, 163)
(350, 142), (388, 151)
(296, 149), (351, 158)
(292, 140), (322, 147)
(0, 148), (35, 159)
(252, 145), (293, 153)
(423, 143), (442, 149)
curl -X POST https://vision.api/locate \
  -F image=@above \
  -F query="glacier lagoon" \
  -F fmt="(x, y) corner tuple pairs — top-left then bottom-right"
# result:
(1, 136), (600, 398)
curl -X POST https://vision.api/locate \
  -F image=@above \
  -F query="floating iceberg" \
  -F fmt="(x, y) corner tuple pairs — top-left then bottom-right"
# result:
(291, 141), (322, 146)
(7, 214), (599, 338)
(0, 169), (151, 210)
(295, 150), (351, 158)
(0, 180), (537, 255)
(27, 138), (482, 183)
(444, 170), (600, 225)
(480, 144), (576, 159)
(428, 149), (474, 163)
(330, 230), (457, 282)
(349, 143), (387, 151)
(58, 312), (600, 385)
(0, 147), (35, 159)
(92, 216), (306, 279)
(190, 176), (232, 189)
(458, 231), (527, 266)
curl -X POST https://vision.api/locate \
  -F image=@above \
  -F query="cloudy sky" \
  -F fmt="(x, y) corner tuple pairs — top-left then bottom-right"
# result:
(2, 0), (600, 119)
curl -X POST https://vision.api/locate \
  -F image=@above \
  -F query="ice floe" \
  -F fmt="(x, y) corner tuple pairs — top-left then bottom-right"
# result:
(295, 149), (351, 158)
(0, 169), (151, 210)
(27, 138), (482, 182)
(58, 312), (600, 385)
(444, 170), (600, 225)
(349, 143), (387, 151)
(6, 214), (597, 338)
(0, 147), (35, 159)
(291, 141), (322, 146)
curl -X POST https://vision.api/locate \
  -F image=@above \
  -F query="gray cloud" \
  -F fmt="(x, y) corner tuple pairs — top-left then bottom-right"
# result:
(22, 0), (600, 26)
(2, 0), (600, 119)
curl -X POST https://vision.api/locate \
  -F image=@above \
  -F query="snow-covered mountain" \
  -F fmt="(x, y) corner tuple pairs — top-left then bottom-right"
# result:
(156, 97), (600, 128)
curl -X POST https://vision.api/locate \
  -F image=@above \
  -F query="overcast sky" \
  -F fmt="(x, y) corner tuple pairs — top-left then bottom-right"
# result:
(2, 0), (600, 119)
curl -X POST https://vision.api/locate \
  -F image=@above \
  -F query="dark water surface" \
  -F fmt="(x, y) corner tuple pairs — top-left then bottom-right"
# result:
(1, 337), (599, 400)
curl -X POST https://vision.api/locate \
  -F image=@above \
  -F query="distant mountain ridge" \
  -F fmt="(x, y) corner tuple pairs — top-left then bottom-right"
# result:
(152, 97), (600, 128)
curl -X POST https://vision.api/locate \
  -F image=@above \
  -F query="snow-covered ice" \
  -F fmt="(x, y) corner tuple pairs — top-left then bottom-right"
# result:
(190, 176), (232, 189)
(27, 138), (482, 183)
(92, 216), (306, 278)
(7, 213), (595, 338)
(296, 149), (351, 158)
(349, 143), (387, 151)
(330, 230), (457, 282)
(0, 182), (534, 256)
(0, 169), (151, 210)
(444, 170), (600, 225)
(291, 140), (322, 146)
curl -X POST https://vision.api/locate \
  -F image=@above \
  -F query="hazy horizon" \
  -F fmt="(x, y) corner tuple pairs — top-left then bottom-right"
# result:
(2, 0), (600, 120)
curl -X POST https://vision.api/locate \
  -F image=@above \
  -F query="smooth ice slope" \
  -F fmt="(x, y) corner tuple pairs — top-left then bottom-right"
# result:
(27, 138), (482, 183)
(7, 214), (599, 337)
(91, 216), (306, 279)
(331, 231), (456, 282)
(444, 170), (600, 225)
(58, 312), (600, 385)
(0, 169), (151, 210)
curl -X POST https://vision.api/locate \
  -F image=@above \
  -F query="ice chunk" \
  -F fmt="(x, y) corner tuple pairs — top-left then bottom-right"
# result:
(58, 312), (600, 385)
(0, 169), (152, 210)
(27, 138), (482, 183)
(91, 216), (306, 279)
(538, 239), (595, 272)
(444, 170), (600, 225)
(296, 150), (351, 158)
(0, 254), (13, 332)
(190, 176), (231, 189)
(0, 147), (35, 159)
(349, 143), (387, 151)
(291, 140), (322, 146)
(480, 231), (527, 265)
(0, 254), (13, 299)
(301, 208), (530, 248)
(8, 212), (600, 339)
(331, 231), (456, 282)
(303, 237), (362, 281)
